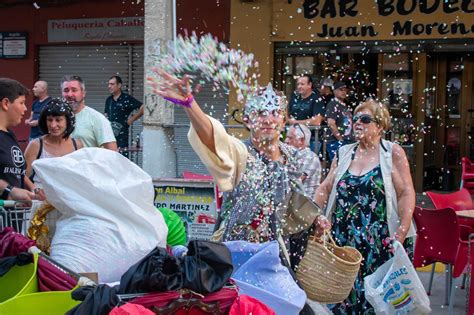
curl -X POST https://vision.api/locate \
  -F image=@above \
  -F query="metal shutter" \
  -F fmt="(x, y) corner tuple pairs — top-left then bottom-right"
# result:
(173, 80), (229, 176)
(129, 45), (144, 166)
(39, 44), (144, 166)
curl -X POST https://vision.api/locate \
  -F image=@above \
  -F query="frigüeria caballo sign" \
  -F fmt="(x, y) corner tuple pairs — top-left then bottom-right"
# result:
(272, 0), (474, 41)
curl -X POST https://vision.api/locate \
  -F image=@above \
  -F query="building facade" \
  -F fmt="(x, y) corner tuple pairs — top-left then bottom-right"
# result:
(2, 0), (473, 191)
(229, 0), (474, 192)
(0, 0), (230, 175)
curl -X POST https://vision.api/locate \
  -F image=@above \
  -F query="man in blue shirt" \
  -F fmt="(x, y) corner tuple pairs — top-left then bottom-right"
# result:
(104, 75), (144, 157)
(288, 74), (326, 151)
(25, 80), (51, 140)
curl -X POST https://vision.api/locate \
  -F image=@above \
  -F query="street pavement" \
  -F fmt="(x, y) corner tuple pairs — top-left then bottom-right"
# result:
(418, 268), (468, 314)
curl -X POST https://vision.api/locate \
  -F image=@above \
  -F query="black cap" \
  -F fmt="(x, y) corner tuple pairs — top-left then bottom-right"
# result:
(333, 82), (347, 90)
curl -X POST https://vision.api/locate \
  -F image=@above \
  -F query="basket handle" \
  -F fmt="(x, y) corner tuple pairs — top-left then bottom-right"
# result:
(309, 228), (336, 248)
(321, 229), (337, 248)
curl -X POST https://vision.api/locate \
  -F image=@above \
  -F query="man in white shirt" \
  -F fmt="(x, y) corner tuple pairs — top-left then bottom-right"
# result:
(61, 75), (117, 150)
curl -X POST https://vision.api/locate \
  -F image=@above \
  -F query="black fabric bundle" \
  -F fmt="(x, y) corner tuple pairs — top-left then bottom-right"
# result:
(66, 285), (119, 315)
(0, 252), (33, 276)
(119, 247), (182, 293)
(181, 240), (234, 294)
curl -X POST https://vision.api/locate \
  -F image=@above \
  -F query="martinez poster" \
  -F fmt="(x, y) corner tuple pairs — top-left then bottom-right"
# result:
(153, 183), (218, 241)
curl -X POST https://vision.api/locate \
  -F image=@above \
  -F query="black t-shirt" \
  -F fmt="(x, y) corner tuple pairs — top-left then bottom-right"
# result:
(0, 130), (26, 188)
(104, 93), (142, 148)
(30, 97), (52, 139)
(325, 98), (354, 142)
(288, 91), (326, 121)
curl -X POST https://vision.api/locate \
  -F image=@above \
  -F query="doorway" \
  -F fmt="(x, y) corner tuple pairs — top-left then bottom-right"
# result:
(424, 53), (474, 191)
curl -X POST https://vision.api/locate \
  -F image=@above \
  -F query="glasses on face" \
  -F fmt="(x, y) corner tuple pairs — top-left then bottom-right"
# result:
(353, 114), (378, 124)
(294, 123), (306, 142)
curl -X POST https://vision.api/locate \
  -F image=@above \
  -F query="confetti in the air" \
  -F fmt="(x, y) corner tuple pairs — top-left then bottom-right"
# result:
(148, 32), (260, 103)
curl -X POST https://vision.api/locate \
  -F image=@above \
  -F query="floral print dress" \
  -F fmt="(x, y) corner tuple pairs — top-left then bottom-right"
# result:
(331, 165), (391, 315)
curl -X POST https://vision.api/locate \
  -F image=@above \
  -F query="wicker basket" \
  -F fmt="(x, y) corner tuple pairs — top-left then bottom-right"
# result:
(296, 231), (362, 303)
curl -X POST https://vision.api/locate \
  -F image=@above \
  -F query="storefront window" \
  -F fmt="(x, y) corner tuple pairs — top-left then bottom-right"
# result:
(295, 56), (314, 75)
(445, 56), (464, 166)
(381, 53), (413, 113)
(446, 58), (463, 118)
(381, 53), (415, 164)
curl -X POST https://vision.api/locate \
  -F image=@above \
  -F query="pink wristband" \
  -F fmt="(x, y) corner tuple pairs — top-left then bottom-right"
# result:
(164, 94), (194, 108)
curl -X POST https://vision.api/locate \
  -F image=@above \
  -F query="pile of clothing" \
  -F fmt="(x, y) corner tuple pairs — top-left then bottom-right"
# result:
(67, 240), (276, 315)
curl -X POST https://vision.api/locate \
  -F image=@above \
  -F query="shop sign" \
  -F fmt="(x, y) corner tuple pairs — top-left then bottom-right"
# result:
(153, 181), (218, 241)
(48, 17), (144, 43)
(273, 0), (474, 41)
(0, 32), (27, 59)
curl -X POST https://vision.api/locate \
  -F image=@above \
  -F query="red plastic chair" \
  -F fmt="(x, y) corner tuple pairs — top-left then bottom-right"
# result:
(413, 207), (474, 311)
(461, 157), (474, 194)
(426, 188), (473, 211)
(426, 188), (474, 227)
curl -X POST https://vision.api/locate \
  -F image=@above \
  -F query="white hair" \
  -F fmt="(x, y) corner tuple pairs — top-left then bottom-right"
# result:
(291, 124), (311, 147)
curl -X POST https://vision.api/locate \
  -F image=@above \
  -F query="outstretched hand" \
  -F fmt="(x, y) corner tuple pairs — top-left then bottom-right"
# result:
(314, 214), (331, 238)
(148, 69), (194, 108)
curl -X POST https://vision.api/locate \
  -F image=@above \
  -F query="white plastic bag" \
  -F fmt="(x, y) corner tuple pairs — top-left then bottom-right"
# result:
(33, 148), (168, 283)
(364, 241), (431, 315)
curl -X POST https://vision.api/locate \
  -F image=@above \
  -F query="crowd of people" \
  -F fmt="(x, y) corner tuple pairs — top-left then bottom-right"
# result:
(0, 74), (144, 200)
(1, 70), (417, 314)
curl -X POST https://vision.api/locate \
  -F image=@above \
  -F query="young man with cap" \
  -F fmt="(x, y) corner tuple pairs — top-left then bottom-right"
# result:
(0, 78), (35, 201)
(325, 81), (354, 163)
(318, 77), (334, 104)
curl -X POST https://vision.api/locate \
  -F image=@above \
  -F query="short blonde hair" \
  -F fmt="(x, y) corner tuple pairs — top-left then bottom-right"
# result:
(354, 99), (391, 131)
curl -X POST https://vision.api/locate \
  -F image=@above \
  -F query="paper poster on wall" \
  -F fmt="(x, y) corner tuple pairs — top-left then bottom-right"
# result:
(447, 77), (461, 118)
(389, 79), (412, 110)
(0, 32), (27, 59)
(154, 184), (217, 241)
(393, 79), (412, 95)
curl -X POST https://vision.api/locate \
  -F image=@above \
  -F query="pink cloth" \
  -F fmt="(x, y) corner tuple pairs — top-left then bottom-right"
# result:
(109, 303), (154, 315)
(0, 227), (36, 258)
(37, 255), (77, 292)
(130, 286), (238, 314)
(229, 294), (276, 315)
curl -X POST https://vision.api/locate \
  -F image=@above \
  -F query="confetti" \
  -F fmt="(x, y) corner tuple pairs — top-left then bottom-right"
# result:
(148, 32), (259, 103)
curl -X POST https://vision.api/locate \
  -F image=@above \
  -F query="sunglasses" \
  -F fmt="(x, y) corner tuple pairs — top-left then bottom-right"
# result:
(353, 114), (378, 124)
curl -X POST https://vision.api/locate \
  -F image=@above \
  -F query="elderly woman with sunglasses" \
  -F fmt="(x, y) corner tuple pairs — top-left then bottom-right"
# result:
(315, 99), (416, 314)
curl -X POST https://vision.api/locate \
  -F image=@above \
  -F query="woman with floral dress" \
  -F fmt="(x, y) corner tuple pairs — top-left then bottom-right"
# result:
(315, 99), (416, 314)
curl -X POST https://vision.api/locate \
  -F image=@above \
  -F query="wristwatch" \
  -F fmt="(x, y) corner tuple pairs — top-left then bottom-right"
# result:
(1, 184), (14, 200)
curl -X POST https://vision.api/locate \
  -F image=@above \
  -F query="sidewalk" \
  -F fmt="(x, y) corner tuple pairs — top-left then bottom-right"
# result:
(418, 269), (468, 314)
